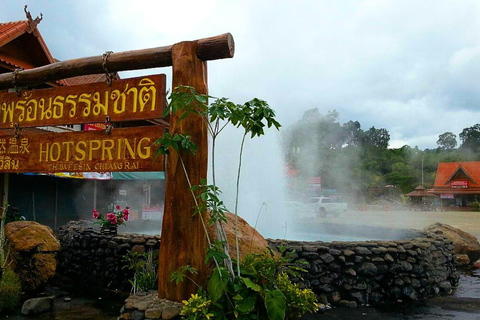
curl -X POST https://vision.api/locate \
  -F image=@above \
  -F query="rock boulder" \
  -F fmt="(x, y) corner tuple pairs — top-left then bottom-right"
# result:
(21, 296), (54, 315)
(208, 212), (270, 261)
(5, 221), (61, 291)
(424, 222), (480, 265)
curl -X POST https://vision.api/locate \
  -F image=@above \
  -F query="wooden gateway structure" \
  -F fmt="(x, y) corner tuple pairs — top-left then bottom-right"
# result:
(0, 9), (235, 301)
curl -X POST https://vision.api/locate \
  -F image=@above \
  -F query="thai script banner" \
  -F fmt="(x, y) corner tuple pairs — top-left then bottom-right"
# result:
(440, 194), (455, 199)
(451, 180), (468, 188)
(0, 126), (165, 173)
(0, 74), (166, 129)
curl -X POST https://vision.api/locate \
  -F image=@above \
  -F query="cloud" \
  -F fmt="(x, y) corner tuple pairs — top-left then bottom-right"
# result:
(3, 0), (480, 152)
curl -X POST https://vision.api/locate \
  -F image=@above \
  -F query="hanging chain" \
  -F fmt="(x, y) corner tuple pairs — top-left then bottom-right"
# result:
(105, 115), (112, 134)
(102, 51), (114, 86)
(12, 68), (23, 97)
(14, 123), (20, 139)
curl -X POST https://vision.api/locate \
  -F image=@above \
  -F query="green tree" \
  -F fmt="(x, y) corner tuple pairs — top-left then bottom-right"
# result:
(363, 126), (390, 149)
(437, 132), (457, 150)
(460, 124), (480, 153)
(342, 120), (363, 147)
(386, 162), (417, 194)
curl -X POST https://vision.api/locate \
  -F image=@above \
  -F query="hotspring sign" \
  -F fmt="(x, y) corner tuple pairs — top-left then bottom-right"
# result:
(0, 75), (167, 173)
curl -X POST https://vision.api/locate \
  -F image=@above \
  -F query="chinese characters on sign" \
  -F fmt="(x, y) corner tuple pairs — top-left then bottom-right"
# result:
(0, 126), (165, 173)
(0, 74), (168, 173)
(0, 137), (30, 170)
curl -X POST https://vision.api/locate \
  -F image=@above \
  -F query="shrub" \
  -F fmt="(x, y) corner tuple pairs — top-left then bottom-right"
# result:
(0, 268), (21, 312)
(123, 250), (158, 293)
(179, 248), (319, 320)
(180, 292), (214, 320)
(277, 272), (319, 319)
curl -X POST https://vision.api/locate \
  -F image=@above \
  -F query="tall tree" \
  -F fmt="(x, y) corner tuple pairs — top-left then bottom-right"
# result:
(437, 132), (457, 150)
(386, 162), (417, 194)
(460, 124), (480, 153)
(363, 126), (390, 149)
(342, 120), (363, 147)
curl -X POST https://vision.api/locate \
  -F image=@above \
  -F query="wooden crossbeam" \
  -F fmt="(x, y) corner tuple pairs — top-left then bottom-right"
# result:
(0, 33), (234, 90)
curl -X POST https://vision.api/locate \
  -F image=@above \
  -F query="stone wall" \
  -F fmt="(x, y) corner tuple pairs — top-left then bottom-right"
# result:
(57, 221), (460, 308)
(269, 232), (460, 307)
(57, 221), (160, 291)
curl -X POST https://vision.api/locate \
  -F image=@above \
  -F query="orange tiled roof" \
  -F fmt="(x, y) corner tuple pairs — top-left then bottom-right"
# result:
(0, 19), (114, 86)
(433, 161), (480, 188)
(0, 20), (28, 47)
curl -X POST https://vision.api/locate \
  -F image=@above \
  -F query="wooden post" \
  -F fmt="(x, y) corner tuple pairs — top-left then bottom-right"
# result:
(157, 41), (209, 301)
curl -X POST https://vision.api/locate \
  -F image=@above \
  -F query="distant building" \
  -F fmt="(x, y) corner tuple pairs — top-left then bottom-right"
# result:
(429, 161), (480, 208)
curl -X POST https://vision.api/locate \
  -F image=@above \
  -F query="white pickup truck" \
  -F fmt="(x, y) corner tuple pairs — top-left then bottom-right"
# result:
(306, 196), (348, 217)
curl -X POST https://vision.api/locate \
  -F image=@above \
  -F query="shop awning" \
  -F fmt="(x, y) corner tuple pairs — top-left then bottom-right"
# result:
(21, 171), (165, 180)
(112, 172), (165, 180)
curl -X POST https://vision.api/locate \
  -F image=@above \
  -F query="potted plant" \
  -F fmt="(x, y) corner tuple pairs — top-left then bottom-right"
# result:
(92, 205), (130, 235)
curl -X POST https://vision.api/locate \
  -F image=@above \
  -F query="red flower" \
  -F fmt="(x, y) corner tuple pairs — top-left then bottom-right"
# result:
(106, 213), (117, 224)
(92, 205), (130, 228)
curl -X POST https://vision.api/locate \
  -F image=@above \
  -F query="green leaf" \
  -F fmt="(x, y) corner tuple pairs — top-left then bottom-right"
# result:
(235, 293), (257, 314)
(208, 267), (229, 302)
(241, 277), (261, 292)
(265, 289), (286, 320)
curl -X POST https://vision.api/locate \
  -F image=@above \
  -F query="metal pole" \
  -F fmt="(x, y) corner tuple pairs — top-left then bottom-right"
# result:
(421, 157), (424, 186)
(54, 180), (58, 230)
(3, 173), (8, 205)
(32, 191), (36, 222)
(93, 180), (97, 210)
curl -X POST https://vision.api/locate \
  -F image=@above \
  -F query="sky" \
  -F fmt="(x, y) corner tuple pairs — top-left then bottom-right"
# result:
(3, 1), (480, 237)
(3, 0), (480, 150)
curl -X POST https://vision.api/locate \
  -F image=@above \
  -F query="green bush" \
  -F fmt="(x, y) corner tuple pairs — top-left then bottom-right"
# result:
(0, 268), (21, 312)
(180, 248), (319, 320)
(180, 292), (214, 320)
(123, 250), (158, 293)
(136, 251), (158, 292)
(277, 272), (318, 319)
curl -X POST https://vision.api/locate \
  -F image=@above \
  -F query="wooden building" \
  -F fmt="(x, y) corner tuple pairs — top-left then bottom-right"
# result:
(0, 9), (164, 229)
(429, 161), (480, 208)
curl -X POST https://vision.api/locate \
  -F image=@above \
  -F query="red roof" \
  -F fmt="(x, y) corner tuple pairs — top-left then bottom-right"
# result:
(0, 20), (29, 47)
(0, 19), (112, 87)
(433, 162), (480, 188)
(405, 185), (436, 197)
(0, 20), (56, 69)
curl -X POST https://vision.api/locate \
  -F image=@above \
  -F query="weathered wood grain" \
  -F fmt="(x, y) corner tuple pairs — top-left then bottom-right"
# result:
(0, 126), (165, 173)
(157, 41), (209, 301)
(0, 75), (166, 128)
(0, 33), (234, 90)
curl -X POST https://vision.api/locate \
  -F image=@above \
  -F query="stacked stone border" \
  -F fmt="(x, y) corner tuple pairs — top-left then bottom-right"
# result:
(57, 221), (160, 291)
(57, 222), (460, 318)
(269, 232), (460, 307)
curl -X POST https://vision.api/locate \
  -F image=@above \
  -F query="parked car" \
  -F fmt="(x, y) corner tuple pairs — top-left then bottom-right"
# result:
(306, 196), (348, 217)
